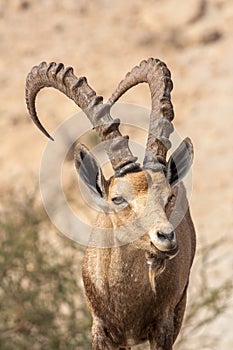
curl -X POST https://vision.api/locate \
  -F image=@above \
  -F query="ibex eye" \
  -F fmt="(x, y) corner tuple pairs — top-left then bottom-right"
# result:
(112, 196), (126, 205)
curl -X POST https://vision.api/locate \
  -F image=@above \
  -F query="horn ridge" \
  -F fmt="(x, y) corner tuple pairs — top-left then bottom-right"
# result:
(25, 61), (97, 139)
(25, 61), (139, 173)
(107, 58), (174, 167)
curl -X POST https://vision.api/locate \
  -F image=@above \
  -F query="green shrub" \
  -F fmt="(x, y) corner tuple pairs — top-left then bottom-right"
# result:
(0, 191), (91, 349)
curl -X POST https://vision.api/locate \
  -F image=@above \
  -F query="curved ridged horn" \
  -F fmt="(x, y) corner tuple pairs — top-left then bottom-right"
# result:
(25, 61), (140, 175)
(108, 58), (174, 168)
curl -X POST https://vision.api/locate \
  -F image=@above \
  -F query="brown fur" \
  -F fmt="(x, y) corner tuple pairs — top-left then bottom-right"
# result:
(82, 170), (196, 350)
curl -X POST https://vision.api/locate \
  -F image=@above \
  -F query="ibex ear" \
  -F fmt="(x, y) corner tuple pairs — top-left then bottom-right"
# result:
(166, 138), (194, 187)
(74, 143), (107, 198)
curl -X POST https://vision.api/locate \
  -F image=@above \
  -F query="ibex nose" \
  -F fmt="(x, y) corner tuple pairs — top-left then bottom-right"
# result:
(157, 231), (175, 242)
(150, 230), (177, 253)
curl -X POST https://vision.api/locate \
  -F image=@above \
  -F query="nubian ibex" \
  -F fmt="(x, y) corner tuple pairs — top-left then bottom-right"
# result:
(26, 58), (196, 349)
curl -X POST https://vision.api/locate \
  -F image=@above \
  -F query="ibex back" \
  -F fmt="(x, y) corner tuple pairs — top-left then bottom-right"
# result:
(26, 58), (196, 349)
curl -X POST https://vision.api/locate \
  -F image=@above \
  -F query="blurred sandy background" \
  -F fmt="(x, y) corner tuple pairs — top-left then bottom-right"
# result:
(0, 0), (232, 349)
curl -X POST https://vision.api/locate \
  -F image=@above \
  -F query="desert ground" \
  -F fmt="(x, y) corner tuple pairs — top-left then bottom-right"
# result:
(0, 0), (232, 349)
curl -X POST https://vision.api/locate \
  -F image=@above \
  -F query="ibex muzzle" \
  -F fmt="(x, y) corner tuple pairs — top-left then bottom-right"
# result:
(25, 58), (196, 350)
(150, 229), (177, 252)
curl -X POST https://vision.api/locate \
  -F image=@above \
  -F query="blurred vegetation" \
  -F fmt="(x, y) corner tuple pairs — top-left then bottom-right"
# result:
(0, 190), (91, 349)
(175, 239), (232, 350)
(0, 189), (232, 349)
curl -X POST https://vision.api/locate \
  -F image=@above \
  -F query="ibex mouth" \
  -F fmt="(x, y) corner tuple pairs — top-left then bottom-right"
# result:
(148, 243), (179, 260)
(148, 229), (178, 258)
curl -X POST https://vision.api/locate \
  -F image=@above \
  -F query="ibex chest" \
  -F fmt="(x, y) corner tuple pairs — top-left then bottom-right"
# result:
(85, 246), (158, 315)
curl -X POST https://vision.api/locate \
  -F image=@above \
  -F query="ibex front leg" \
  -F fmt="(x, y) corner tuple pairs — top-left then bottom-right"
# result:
(149, 338), (173, 350)
(148, 320), (174, 350)
(92, 318), (123, 350)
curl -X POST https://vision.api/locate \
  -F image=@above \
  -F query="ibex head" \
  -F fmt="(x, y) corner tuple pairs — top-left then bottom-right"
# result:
(26, 58), (193, 259)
